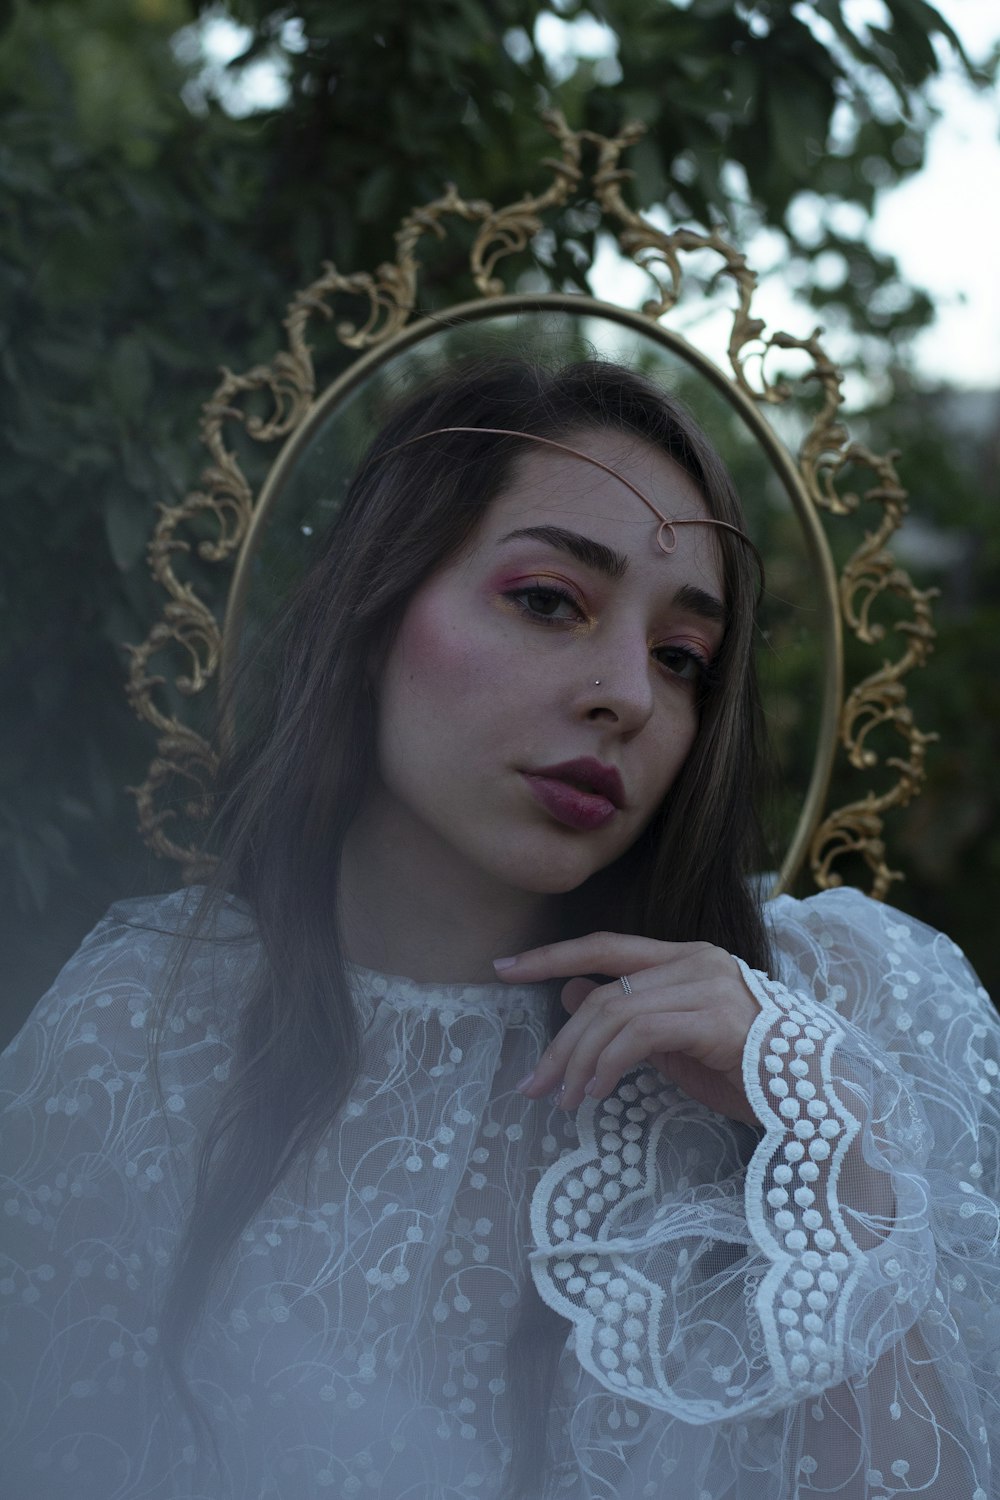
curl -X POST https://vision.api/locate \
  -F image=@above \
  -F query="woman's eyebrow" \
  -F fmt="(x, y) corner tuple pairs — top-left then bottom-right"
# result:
(497, 526), (727, 623)
(498, 525), (628, 580)
(673, 582), (727, 626)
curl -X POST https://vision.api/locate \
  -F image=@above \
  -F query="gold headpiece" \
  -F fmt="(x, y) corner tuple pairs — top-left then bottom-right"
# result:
(371, 425), (765, 591)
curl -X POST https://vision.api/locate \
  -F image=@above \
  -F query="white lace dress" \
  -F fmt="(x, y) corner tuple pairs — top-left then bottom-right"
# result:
(2, 886), (998, 1498)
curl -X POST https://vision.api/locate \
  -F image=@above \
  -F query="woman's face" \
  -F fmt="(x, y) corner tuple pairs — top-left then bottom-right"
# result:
(367, 427), (726, 899)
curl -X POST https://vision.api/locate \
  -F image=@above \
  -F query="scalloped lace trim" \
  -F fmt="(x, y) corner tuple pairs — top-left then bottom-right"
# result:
(737, 960), (864, 1401)
(528, 964), (869, 1420)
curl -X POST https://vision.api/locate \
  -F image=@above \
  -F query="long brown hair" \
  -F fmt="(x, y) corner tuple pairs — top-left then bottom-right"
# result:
(152, 357), (773, 1462)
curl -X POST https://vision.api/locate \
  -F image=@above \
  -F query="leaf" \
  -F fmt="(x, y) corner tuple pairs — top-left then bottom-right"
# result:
(728, 57), (758, 120)
(0, 148), (49, 195)
(36, 820), (71, 868)
(628, 135), (668, 206)
(888, 0), (971, 71)
(58, 795), (95, 822)
(103, 486), (151, 573)
(109, 335), (152, 419)
(85, 738), (117, 821)
(811, 0), (897, 78)
(357, 165), (397, 224)
(765, 70), (830, 183)
(302, 8), (369, 43)
(32, 337), (102, 378)
(13, 834), (49, 911)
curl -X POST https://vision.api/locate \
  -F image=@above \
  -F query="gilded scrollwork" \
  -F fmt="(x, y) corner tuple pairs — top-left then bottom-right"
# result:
(127, 109), (936, 895)
(127, 724), (219, 877)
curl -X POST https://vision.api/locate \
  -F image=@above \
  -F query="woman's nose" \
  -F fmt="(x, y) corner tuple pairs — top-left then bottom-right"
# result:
(579, 639), (655, 730)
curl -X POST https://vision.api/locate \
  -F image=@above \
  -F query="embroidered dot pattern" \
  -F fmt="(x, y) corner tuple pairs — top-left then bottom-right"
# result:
(4, 886), (999, 1496)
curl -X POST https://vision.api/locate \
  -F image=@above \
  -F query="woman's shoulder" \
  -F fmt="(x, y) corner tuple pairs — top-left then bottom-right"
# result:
(50, 883), (254, 998)
(764, 884), (970, 956)
(2, 886), (258, 1086)
(1, 891), (255, 1274)
(761, 884), (991, 1020)
(96, 884), (256, 946)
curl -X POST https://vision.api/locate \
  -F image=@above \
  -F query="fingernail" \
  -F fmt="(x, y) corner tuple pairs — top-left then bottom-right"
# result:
(493, 955), (518, 971)
(516, 1071), (536, 1094)
(584, 1076), (601, 1098)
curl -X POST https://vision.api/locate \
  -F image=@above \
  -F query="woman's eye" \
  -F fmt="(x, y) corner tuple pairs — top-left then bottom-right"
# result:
(508, 586), (582, 622)
(654, 645), (708, 683)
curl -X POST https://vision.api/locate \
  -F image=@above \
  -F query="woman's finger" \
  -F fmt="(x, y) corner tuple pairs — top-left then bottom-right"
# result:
(560, 976), (598, 1015)
(557, 996), (720, 1110)
(510, 935), (760, 1120)
(524, 964), (758, 1111)
(520, 978), (688, 1102)
(576, 1009), (719, 1109)
(494, 931), (682, 982)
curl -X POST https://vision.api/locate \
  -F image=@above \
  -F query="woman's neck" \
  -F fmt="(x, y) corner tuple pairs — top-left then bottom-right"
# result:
(339, 801), (567, 985)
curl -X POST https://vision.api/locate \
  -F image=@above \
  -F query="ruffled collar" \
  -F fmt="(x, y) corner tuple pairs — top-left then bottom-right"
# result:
(346, 960), (557, 1015)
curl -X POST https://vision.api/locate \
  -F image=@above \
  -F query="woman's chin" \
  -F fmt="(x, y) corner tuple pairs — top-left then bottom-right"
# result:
(504, 849), (622, 897)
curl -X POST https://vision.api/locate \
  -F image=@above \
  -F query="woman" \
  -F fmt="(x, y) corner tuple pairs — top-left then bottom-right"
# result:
(2, 358), (998, 1498)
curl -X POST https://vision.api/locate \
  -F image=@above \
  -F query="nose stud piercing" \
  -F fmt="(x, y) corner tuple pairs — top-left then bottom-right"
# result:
(594, 680), (601, 686)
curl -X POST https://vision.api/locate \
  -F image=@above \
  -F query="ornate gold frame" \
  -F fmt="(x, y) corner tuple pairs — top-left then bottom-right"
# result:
(125, 111), (936, 899)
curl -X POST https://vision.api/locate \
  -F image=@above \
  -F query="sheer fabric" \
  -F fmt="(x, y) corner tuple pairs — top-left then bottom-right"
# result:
(1, 886), (997, 1498)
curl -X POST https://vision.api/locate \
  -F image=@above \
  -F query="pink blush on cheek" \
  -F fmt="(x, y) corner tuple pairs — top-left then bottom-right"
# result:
(390, 585), (506, 704)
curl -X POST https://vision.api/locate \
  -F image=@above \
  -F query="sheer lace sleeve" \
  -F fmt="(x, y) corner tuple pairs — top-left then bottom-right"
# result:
(0, 893), (249, 1499)
(530, 888), (999, 1498)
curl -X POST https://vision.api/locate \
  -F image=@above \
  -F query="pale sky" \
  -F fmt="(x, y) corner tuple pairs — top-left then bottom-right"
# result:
(192, 2), (999, 393)
(867, 0), (999, 387)
(583, 0), (1000, 394)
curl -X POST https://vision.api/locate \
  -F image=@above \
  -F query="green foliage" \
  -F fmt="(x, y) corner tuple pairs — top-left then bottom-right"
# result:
(846, 381), (1000, 990)
(0, 0), (995, 1036)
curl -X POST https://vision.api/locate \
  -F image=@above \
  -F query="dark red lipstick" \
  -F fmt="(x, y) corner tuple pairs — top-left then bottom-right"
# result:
(522, 757), (625, 832)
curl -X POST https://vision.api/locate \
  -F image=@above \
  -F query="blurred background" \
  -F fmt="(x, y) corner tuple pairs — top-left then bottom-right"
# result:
(1, 0), (998, 1043)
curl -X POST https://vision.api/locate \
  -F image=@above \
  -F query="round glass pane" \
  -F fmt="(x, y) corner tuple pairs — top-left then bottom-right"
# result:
(223, 296), (840, 893)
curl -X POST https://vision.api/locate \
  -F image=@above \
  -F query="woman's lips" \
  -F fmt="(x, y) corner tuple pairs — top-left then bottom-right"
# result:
(522, 774), (619, 831)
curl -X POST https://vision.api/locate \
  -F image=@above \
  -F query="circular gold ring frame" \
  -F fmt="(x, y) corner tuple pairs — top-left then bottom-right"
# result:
(221, 293), (842, 897)
(125, 112), (935, 901)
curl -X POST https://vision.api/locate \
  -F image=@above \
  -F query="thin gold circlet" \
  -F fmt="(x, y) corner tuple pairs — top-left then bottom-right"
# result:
(371, 425), (765, 585)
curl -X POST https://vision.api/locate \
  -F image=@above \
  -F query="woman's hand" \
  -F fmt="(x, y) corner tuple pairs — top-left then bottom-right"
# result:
(495, 933), (763, 1126)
